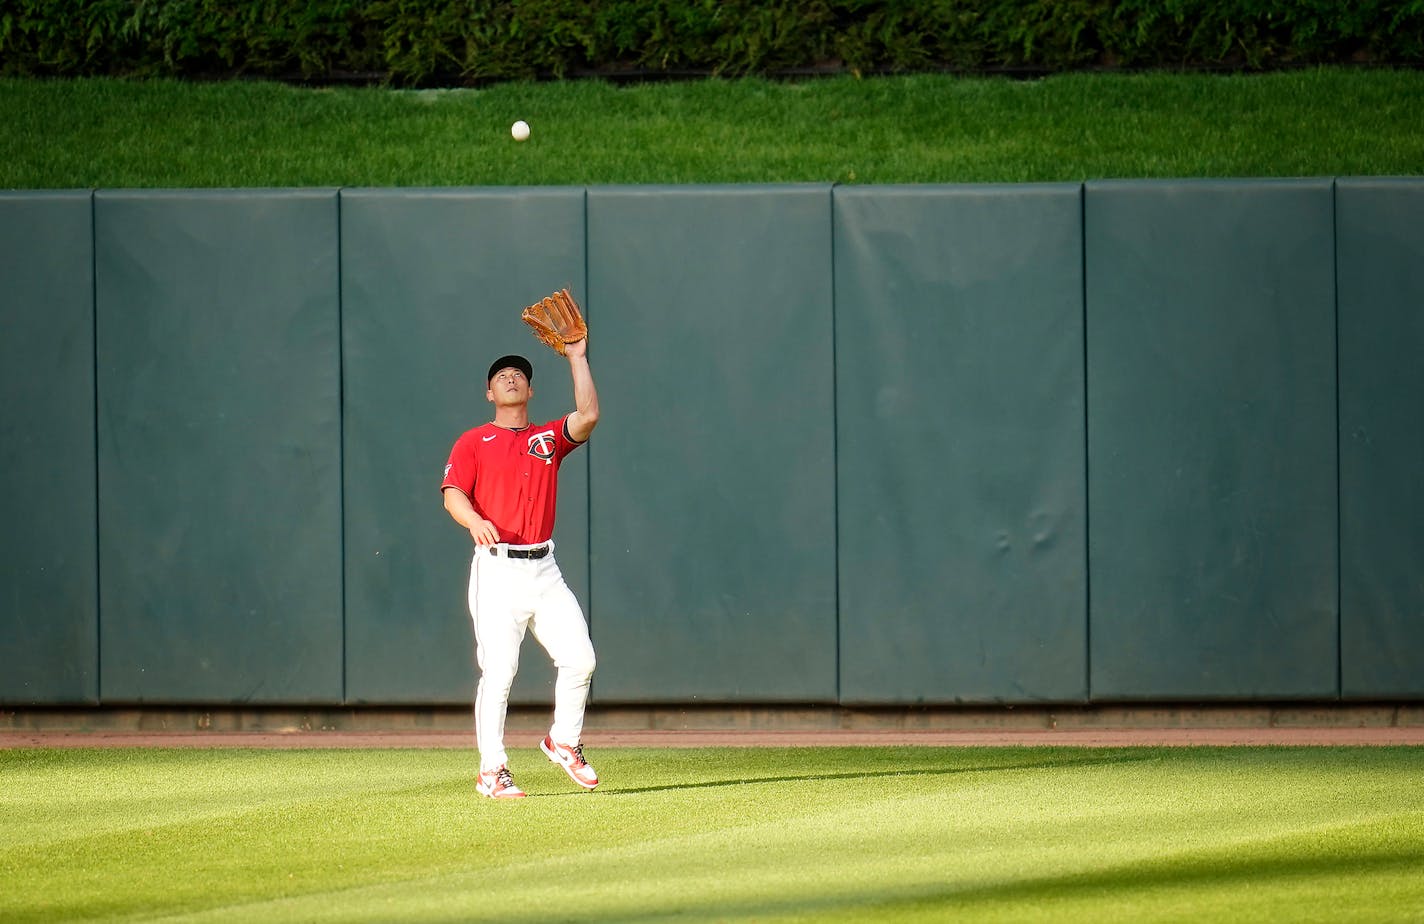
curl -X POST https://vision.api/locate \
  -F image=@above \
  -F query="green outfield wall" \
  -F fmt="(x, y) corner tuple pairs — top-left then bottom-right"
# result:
(1, 180), (1420, 707)
(834, 184), (1087, 705)
(586, 185), (838, 703)
(93, 190), (345, 704)
(1336, 179), (1424, 699)
(0, 192), (98, 704)
(1085, 179), (1339, 700)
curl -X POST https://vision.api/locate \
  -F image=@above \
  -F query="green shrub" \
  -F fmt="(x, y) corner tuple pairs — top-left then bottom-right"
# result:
(1, 0), (1421, 84)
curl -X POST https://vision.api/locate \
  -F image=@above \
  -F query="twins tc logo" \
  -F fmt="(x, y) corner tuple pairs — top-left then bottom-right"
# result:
(527, 430), (557, 464)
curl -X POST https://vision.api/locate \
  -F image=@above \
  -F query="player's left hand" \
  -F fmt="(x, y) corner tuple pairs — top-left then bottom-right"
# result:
(564, 337), (588, 360)
(522, 288), (588, 356)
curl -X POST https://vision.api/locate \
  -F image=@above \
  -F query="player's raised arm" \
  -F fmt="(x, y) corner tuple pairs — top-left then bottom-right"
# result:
(564, 336), (599, 442)
(521, 288), (598, 443)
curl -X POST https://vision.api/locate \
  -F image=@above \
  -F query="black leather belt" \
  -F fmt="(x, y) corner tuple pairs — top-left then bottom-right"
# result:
(488, 544), (549, 560)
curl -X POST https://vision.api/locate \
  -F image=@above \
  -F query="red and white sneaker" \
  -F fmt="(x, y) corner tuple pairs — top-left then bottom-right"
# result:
(476, 765), (526, 799)
(540, 736), (599, 790)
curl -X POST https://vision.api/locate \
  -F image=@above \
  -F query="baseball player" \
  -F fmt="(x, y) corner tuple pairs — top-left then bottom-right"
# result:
(441, 339), (599, 799)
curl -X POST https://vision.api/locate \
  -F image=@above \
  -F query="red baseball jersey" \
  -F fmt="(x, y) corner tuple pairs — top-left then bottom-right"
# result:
(441, 417), (584, 545)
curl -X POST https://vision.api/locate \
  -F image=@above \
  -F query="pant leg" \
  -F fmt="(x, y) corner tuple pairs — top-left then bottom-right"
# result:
(527, 553), (596, 745)
(468, 552), (532, 772)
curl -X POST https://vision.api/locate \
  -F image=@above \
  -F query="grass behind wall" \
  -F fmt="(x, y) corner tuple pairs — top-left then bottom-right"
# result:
(2, 67), (1422, 189)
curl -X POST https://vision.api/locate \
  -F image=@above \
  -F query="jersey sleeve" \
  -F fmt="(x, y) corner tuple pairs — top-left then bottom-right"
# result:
(441, 433), (476, 497)
(557, 414), (587, 460)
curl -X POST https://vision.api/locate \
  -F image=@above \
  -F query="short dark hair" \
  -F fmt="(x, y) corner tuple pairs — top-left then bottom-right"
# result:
(487, 354), (533, 385)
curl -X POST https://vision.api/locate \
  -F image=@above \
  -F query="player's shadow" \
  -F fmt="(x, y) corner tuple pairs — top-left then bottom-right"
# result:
(595, 753), (1147, 797)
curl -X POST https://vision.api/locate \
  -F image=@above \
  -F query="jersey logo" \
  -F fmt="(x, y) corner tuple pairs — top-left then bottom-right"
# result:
(443, 463), (452, 478)
(527, 430), (557, 464)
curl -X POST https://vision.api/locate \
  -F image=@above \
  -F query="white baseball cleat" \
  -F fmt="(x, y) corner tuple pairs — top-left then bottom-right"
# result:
(540, 736), (599, 790)
(476, 765), (526, 799)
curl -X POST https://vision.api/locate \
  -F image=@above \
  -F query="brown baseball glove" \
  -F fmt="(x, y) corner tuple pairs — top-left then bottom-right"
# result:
(521, 288), (588, 355)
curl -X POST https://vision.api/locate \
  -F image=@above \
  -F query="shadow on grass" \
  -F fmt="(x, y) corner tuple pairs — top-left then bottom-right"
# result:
(493, 826), (1422, 922)
(586, 752), (1151, 797)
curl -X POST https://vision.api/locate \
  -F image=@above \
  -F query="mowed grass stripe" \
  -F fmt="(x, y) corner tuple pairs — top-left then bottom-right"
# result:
(0, 748), (465, 850)
(3, 747), (1423, 922)
(807, 812), (1424, 923)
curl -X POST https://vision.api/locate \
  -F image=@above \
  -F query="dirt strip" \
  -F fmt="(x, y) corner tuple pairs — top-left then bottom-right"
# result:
(4, 726), (1424, 749)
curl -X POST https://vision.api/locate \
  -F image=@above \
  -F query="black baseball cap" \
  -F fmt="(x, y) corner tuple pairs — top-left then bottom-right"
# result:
(487, 354), (533, 385)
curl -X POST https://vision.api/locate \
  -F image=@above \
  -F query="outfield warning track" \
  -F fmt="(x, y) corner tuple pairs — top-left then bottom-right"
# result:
(4, 726), (1424, 748)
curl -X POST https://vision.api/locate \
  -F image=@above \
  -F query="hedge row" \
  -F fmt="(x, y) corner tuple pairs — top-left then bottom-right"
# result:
(2, 0), (1422, 85)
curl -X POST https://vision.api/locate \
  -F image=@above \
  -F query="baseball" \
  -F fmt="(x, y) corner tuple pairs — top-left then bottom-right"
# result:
(511, 120), (530, 142)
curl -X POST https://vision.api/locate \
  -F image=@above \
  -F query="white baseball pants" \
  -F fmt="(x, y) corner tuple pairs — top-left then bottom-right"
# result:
(467, 541), (596, 773)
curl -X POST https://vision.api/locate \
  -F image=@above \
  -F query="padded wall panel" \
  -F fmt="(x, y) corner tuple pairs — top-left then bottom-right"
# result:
(0, 192), (99, 704)
(95, 190), (342, 703)
(1337, 178), (1424, 698)
(587, 186), (837, 701)
(1086, 179), (1338, 700)
(835, 184), (1087, 704)
(341, 188), (587, 705)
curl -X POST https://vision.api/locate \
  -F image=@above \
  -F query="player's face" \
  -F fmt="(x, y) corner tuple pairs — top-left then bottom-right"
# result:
(487, 367), (531, 405)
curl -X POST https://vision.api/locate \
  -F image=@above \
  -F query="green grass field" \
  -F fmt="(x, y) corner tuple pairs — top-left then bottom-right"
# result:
(3, 68), (1423, 188)
(3, 745), (1422, 922)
